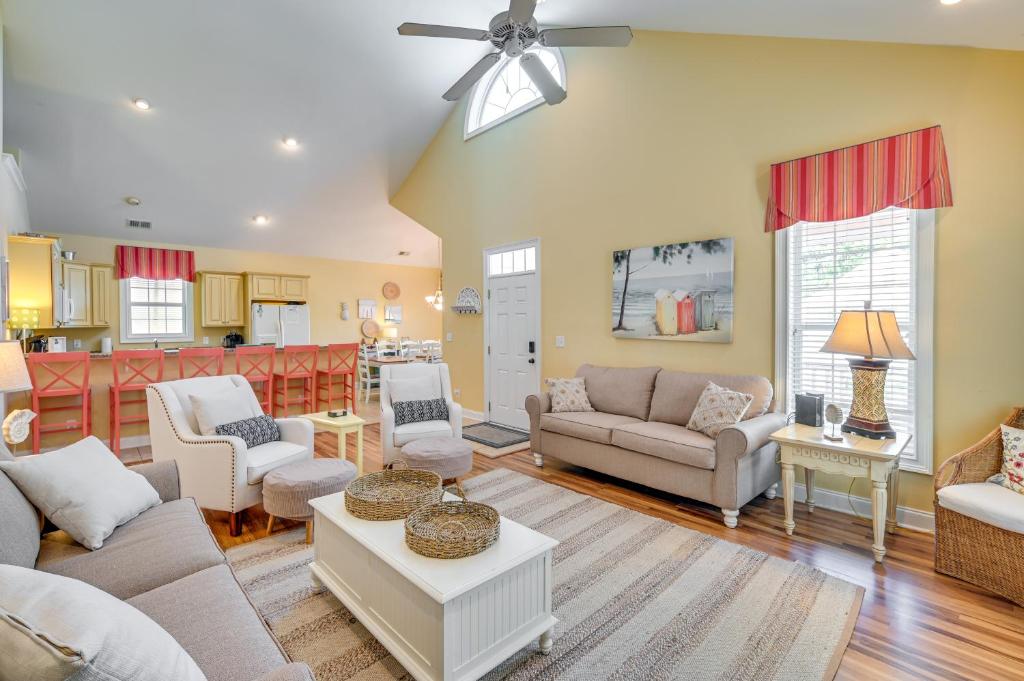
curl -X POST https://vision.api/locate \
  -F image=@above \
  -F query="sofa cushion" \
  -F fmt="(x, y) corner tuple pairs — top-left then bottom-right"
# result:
(648, 371), (774, 426)
(611, 422), (717, 470)
(393, 419), (454, 446)
(938, 482), (1024, 534)
(37, 498), (225, 600)
(246, 441), (311, 484)
(0, 448), (40, 568)
(128, 564), (288, 681)
(540, 411), (643, 445)
(575, 364), (661, 420)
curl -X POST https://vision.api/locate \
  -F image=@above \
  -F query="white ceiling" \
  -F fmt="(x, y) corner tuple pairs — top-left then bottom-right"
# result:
(3, 1), (1020, 267)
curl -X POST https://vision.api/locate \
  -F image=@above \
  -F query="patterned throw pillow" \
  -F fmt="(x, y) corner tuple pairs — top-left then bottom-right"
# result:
(545, 377), (595, 413)
(686, 382), (754, 438)
(987, 424), (1024, 494)
(215, 414), (281, 448)
(393, 398), (450, 427)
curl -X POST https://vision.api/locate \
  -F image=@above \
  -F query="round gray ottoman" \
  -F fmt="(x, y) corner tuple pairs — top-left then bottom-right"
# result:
(398, 436), (474, 498)
(263, 458), (357, 543)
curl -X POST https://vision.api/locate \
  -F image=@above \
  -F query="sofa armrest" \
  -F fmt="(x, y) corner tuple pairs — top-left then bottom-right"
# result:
(447, 400), (464, 439)
(252, 663), (315, 681)
(716, 412), (788, 462)
(525, 393), (551, 452)
(380, 399), (398, 465)
(130, 460), (181, 502)
(276, 418), (314, 451)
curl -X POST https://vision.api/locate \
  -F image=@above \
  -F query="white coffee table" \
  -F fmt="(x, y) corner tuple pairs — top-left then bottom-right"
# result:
(308, 491), (558, 681)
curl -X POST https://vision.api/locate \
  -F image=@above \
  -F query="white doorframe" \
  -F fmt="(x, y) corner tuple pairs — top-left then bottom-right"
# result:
(482, 238), (541, 428)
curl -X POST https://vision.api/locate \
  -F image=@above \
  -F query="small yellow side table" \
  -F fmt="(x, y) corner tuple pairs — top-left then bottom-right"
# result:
(770, 424), (911, 563)
(300, 411), (367, 475)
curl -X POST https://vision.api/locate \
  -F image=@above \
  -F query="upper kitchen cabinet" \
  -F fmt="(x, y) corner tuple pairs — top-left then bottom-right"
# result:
(200, 272), (245, 327)
(7, 235), (61, 327)
(246, 273), (309, 302)
(90, 265), (114, 327)
(61, 262), (92, 327)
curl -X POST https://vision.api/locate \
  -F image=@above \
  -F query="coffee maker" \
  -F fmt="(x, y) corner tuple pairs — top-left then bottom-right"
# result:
(222, 331), (244, 349)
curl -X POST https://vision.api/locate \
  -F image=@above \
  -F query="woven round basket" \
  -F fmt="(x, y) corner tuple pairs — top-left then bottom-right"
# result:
(405, 501), (500, 559)
(344, 467), (443, 521)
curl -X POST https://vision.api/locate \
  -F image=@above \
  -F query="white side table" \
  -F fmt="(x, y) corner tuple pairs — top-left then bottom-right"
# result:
(770, 424), (911, 563)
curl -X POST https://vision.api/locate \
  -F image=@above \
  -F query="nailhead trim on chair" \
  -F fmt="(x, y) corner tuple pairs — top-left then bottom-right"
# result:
(146, 385), (242, 512)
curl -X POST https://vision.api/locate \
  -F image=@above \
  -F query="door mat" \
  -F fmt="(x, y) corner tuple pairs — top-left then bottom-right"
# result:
(462, 422), (530, 448)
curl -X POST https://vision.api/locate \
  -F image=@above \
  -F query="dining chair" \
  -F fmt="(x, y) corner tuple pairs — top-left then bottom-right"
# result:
(358, 343), (379, 404)
(27, 352), (92, 453)
(235, 345), (276, 414)
(178, 346), (225, 379)
(109, 349), (165, 457)
(401, 339), (422, 359)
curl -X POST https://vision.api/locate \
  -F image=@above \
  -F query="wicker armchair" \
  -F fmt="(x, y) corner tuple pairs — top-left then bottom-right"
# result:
(934, 407), (1024, 606)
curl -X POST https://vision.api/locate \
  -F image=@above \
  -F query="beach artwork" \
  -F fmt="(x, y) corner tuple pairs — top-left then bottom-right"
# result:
(612, 238), (734, 343)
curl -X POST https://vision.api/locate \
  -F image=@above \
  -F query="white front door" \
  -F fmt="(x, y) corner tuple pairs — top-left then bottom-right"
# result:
(486, 271), (538, 431)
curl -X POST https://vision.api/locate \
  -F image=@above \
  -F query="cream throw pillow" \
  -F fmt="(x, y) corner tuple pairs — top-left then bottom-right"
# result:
(387, 374), (442, 404)
(987, 424), (1024, 494)
(0, 564), (207, 681)
(0, 437), (161, 550)
(189, 385), (262, 436)
(687, 382), (754, 438)
(545, 377), (595, 413)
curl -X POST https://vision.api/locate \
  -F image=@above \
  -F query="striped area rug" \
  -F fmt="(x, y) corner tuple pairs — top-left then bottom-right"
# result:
(226, 469), (862, 681)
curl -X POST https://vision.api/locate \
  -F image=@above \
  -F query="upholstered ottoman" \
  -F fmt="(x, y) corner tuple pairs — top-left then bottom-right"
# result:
(398, 436), (474, 498)
(263, 458), (357, 543)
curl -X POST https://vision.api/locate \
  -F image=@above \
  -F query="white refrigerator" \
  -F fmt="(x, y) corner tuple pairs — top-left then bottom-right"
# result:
(251, 303), (310, 348)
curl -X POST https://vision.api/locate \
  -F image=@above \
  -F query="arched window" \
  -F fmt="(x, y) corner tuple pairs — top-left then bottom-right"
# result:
(465, 47), (565, 139)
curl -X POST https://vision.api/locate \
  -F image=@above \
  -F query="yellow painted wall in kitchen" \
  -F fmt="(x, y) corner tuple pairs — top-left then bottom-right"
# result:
(392, 30), (1024, 513)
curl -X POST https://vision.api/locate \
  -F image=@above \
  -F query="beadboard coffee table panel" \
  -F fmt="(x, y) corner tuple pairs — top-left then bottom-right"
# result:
(308, 492), (558, 681)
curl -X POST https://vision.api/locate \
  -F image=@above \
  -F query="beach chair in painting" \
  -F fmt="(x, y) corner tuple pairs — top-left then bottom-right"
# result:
(694, 290), (717, 330)
(676, 291), (697, 334)
(654, 289), (677, 336)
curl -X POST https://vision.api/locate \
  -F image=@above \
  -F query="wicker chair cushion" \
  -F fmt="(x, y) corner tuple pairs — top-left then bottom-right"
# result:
(399, 437), (474, 480)
(262, 459), (357, 521)
(937, 482), (1024, 534)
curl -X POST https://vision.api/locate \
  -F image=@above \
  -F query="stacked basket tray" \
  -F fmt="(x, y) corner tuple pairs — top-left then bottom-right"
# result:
(344, 468), (443, 521)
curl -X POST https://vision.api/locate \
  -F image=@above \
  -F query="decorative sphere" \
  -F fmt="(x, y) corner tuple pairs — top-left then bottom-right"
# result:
(825, 404), (843, 425)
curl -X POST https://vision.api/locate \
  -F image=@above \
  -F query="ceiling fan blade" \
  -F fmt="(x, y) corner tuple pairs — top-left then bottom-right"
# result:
(398, 23), (489, 41)
(443, 53), (502, 101)
(520, 53), (566, 105)
(539, 26), (633, 47)
(508, 0), (537, 24)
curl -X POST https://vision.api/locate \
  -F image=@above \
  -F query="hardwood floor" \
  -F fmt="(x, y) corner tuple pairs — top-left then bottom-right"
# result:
(206, 426), (1024, 680)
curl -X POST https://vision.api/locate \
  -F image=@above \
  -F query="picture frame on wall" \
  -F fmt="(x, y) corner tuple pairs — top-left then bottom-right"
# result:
(385, 304), (402, 324)
(358, 299), (376, 320)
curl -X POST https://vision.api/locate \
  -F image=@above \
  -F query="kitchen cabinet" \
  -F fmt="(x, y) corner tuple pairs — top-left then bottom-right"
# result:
(246, 273), (309, 302)
(280, 276), (308, 301)
(200, 272), (245, 327)
(250, 274), (280, 300)
(7, 235), (61, 328)
(62, 262), (92, 327)
(90, 265), (114, 327)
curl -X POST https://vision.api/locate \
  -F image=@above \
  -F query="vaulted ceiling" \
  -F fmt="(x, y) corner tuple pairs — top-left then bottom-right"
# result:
(3, 0), (1020, 267)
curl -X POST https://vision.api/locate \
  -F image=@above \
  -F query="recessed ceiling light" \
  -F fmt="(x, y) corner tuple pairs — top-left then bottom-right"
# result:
(940, 0), (961, 5)
(131, 97), (151, 111)
(282, 136), (300, 149)
(252, 215), (270, 226)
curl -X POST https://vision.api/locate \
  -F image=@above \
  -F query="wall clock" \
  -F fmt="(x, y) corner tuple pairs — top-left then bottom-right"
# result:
(382, 281), (401, 300)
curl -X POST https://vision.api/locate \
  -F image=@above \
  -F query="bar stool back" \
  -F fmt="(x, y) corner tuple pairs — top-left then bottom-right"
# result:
(178, 346), (224, 379)
(27, 352), (92, 453)
(316, 343), (359, 414)
(235, 345), (276, 414)
(273, 345), (319, 417)
(109, 349), (164, 457)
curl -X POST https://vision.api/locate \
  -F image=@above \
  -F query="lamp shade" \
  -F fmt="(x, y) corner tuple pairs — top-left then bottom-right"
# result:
(0, 341), (32, 392)
(383, 326), (399, 339)
(821, 308), (915, 360)
(7, 308), (39, 330)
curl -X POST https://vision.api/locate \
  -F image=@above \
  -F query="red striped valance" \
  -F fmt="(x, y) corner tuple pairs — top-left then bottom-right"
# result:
(765, 125), (953, 232)
(115, 245), (196, 282)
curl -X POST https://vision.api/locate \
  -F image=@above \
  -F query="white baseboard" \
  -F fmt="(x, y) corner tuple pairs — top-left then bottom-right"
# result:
(463, 409), (485, 422)
(790, 482), (934, 533)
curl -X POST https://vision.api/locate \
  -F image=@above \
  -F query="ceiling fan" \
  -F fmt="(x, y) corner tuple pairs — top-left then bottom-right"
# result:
(398, 0), (632, 104)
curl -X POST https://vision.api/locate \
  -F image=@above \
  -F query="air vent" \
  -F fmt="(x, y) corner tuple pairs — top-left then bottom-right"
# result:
(126, 219), (152, 229)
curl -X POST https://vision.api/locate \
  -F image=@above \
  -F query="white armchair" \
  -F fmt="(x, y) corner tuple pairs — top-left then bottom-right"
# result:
(146, 375), (313, 535)
(379, 363), (463, 466)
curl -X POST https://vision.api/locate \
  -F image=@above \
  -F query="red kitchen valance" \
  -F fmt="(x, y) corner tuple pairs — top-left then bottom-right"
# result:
(764, 125), (953, 232)
(115, 245), (196, 282)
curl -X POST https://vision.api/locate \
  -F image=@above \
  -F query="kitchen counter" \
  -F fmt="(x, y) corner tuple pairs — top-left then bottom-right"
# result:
(25, 344), (337, 359)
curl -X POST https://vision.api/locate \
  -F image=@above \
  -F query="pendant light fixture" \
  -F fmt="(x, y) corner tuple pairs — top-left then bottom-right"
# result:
(425, 240), (444, 311)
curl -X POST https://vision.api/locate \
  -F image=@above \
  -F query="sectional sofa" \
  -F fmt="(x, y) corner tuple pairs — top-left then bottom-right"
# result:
(526, 364), (787, 527)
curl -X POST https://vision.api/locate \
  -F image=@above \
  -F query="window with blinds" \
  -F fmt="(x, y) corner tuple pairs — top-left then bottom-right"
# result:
(779, 207), (933, 471)
(120, 277), (194, 342)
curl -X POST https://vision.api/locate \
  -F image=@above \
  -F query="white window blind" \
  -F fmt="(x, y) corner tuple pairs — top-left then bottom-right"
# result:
(120, 277), (194, 342)
(781, 207), (933, 471)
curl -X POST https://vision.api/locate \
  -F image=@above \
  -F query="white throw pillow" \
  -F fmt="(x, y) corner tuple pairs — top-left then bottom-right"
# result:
(545, 377), (595, 413)
(0, 437), (161, 550)
(0, 564), (207, 681)
(388, 374), (442, 404)
(190, 384), (262, 436)
(686, 382), (754, 438)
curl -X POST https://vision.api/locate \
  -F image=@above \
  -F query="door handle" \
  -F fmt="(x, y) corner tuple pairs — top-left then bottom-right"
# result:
(528, 341), (535, 353)
(528, 358), (535, 364)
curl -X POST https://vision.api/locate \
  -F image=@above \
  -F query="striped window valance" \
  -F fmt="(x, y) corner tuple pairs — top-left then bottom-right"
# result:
(764, 125), (953, 233)
(115, 245), (196, 282)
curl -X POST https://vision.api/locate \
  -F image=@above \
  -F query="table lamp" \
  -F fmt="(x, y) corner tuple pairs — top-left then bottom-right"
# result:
(820, 302), (915, 439)
(383, 326), (398, 339)
(0, 340), (35, 446)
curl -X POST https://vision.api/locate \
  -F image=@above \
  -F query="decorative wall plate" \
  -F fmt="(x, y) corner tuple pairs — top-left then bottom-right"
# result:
(382, 281), (401, 300)
(451, 287), (482, 314)
(361, 319), (381, 338)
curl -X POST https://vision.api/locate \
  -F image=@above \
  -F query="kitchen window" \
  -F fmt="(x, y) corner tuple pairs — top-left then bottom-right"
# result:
(119, 277), (195, 343)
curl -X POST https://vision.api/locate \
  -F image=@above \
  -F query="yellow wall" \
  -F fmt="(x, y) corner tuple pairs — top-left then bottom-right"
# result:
(392, 30), (1024, 512)
(42, 233), (442, 352)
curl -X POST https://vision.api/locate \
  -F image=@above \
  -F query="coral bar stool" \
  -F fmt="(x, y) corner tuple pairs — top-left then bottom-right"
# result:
(177, 346), (224, 379)
(235, 345), (276, 414)
(109, 349), (164, 458)
(272, 345), (318, 417)
(315, 343), (359, 414)
(27, 352), (92, 453)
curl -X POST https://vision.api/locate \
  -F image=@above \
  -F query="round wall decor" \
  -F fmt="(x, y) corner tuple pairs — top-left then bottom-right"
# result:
(361, 319), (381, 338)
(382, 281), (401, 300)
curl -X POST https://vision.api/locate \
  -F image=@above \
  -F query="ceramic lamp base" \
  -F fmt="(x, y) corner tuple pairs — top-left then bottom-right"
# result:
(841, 358), (897, 440)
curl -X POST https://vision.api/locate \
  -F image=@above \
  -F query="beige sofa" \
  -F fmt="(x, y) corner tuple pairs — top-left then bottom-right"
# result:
(526, 364), (787, 528)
